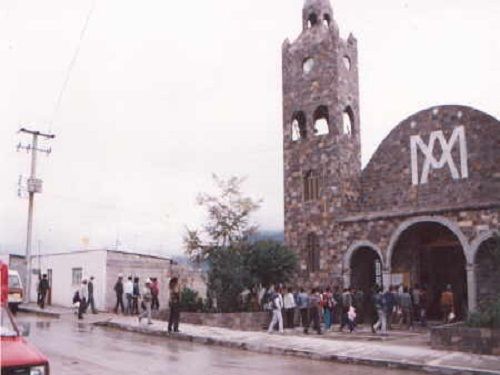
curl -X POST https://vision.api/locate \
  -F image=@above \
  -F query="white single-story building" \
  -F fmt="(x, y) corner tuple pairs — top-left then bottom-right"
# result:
(29, 249), (175, 311)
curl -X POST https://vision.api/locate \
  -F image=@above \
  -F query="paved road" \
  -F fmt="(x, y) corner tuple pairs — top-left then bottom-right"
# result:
(16, 313), (424, 375)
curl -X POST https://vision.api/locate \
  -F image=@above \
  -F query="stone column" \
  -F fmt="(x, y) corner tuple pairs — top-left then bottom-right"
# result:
(466, 264), (477, 313)
(343, 269), (351, 289)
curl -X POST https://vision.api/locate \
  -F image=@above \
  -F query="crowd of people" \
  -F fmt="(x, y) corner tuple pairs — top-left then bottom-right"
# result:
(263, 283), (456, 335)
(111, 274), (181, 332)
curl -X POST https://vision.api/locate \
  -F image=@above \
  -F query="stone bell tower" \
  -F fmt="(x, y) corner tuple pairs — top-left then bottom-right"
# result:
(282, 0), (361, 285)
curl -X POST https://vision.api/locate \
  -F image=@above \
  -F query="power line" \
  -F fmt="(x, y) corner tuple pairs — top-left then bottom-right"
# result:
(48, 0), (96, 133)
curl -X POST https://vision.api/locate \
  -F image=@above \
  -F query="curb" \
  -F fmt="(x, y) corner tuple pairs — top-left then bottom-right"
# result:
(18, 307), (61, 319)
(95, 321), (500, 375)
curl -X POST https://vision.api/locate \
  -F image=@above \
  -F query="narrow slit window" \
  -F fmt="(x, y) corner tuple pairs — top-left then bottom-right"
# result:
(303, 170), (320, 201)
(343, 106), (354, 136)
(291, 111), (306, 141)
(306, 233), (320, 272)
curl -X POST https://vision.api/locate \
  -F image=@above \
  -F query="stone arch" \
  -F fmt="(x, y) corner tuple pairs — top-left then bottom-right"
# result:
(386, 215), (471, 269)
(387, 215), (472, 316)
(343, 240), (384, 270)
(313, 105), (330, 136)
(343, 241), (384, 292)
(470, 229), (500, 263)
(307, 13), (318, 28)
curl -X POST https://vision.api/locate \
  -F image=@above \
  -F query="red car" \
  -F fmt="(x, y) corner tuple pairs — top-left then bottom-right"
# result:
(1, 261), (50, 375)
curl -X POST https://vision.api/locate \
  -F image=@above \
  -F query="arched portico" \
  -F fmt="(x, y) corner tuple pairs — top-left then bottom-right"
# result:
(386, 216), (472, 318)
(343, 241), (384, 292)
(470, 230), (500, 309)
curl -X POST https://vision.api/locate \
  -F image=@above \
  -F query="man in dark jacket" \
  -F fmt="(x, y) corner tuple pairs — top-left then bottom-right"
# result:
(39, 274), (50, 309)
(86, 276), (97, 314)
(383, 286), (396, 330)
(113, 275), (125, 314)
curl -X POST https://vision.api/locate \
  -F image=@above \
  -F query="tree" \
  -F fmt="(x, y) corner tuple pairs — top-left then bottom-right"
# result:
(244, 240), (298, 288)
(184, 174), (261, 262)
(207, 247), (251, 312)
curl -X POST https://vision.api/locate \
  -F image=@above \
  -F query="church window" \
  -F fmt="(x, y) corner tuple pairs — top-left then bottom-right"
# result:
(291, 111), (307, 141)
(313, 105), (330, 136)
(343, 55), (351, 71)
(307, 13), (318, 28)
(302, 57), (314, 75)
(306, 233), (320, 272)
(343, 106), (354, 136)
(323, 14), (331, 27)
(303, 170), (320, 201)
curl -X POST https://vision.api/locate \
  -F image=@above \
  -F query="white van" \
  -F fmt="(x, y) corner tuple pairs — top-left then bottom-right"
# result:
(8, 270), (23, 313)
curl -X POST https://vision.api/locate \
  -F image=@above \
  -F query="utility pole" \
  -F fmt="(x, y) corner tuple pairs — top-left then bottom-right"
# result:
(17, 128), (55, 303)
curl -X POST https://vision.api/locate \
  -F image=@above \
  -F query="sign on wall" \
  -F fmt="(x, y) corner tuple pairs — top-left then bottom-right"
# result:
(410, 126), (469, 185)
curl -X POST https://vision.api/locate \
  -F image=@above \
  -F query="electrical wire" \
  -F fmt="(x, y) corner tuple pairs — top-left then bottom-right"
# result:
(48, 0), (96, 133)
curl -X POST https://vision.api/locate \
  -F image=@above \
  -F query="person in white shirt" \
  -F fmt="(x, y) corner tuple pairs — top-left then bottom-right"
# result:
(124, 276), (134, 315)
(267, 286), (284, 334)
(283, 287), (296, 329)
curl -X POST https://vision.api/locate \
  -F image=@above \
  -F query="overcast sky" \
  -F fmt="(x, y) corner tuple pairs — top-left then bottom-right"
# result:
(1, 0), (500, 257)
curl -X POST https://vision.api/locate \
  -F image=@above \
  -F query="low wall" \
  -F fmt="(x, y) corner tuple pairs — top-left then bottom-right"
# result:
(431, 323), (500, 355)
(157, 310), (269, 331)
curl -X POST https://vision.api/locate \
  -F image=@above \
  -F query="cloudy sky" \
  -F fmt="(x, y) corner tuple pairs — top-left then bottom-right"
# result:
(1, 0), (499, 257)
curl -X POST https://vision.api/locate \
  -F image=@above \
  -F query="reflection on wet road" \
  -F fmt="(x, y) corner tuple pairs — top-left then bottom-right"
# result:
(16, 314), (424, 375)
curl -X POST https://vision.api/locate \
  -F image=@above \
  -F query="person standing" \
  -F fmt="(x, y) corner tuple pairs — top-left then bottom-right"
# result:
(113, 275), (125, 314)
(339, 288), (352, 332)
(86, 276), (97, 314)
(353, 288), (364, 324)
(321, 287), (334, 331)
(400, 287), (413, 330)
(267, 287), (284, 334)
(411, 284), (421, 323)
(372, 286), (387, 335)
(38, 274), (50, 309)
(78, 278), (88, 320)
(124, 276), (134, 315)
(440, 284), (455, 323)
(168, 277), (181, 333)
(132, 277), (140, 314)
(151, 278), (160, 311)
(419, 287), (428, 327)
(297, 288), (310, 333)
(383, 286), (396, 330)
(138, 279), (153, 325)
(333, 286), (343, 326)
(282, 287), (296, 329)
(309, 288), (322, 335)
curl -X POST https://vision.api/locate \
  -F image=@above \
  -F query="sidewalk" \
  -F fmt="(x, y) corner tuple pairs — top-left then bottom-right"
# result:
(18, 303), (72, 318)
(96, 315), (500, 375)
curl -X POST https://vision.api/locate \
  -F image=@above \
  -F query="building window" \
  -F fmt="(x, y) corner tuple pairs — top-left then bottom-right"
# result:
(307, 233), (320, 272)
(323, 14), (331, 27)
(303, 170), (320, 201)
(307, 13), (318, 28)
(313, 105), (330, 136)
(343, 106), (354, 136)
(343, 56), (351, 71)
(72, 267), (82, 286)
(291, 111), (307, 141)
(302, 57), (314, 75)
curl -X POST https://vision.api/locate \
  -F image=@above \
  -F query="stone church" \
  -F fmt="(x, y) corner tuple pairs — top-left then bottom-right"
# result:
(282, 0), (500, 318)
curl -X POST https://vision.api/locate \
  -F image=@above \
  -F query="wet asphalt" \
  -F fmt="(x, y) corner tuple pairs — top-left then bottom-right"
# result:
(15, 313), (424, 375)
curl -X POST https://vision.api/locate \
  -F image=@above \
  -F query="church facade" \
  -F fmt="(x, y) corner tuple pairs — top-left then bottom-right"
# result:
(282, 0), (500, 318)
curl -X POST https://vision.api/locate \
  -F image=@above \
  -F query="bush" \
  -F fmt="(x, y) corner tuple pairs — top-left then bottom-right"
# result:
(180, 287), (203, 312)
(467, 295), (500, 329)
